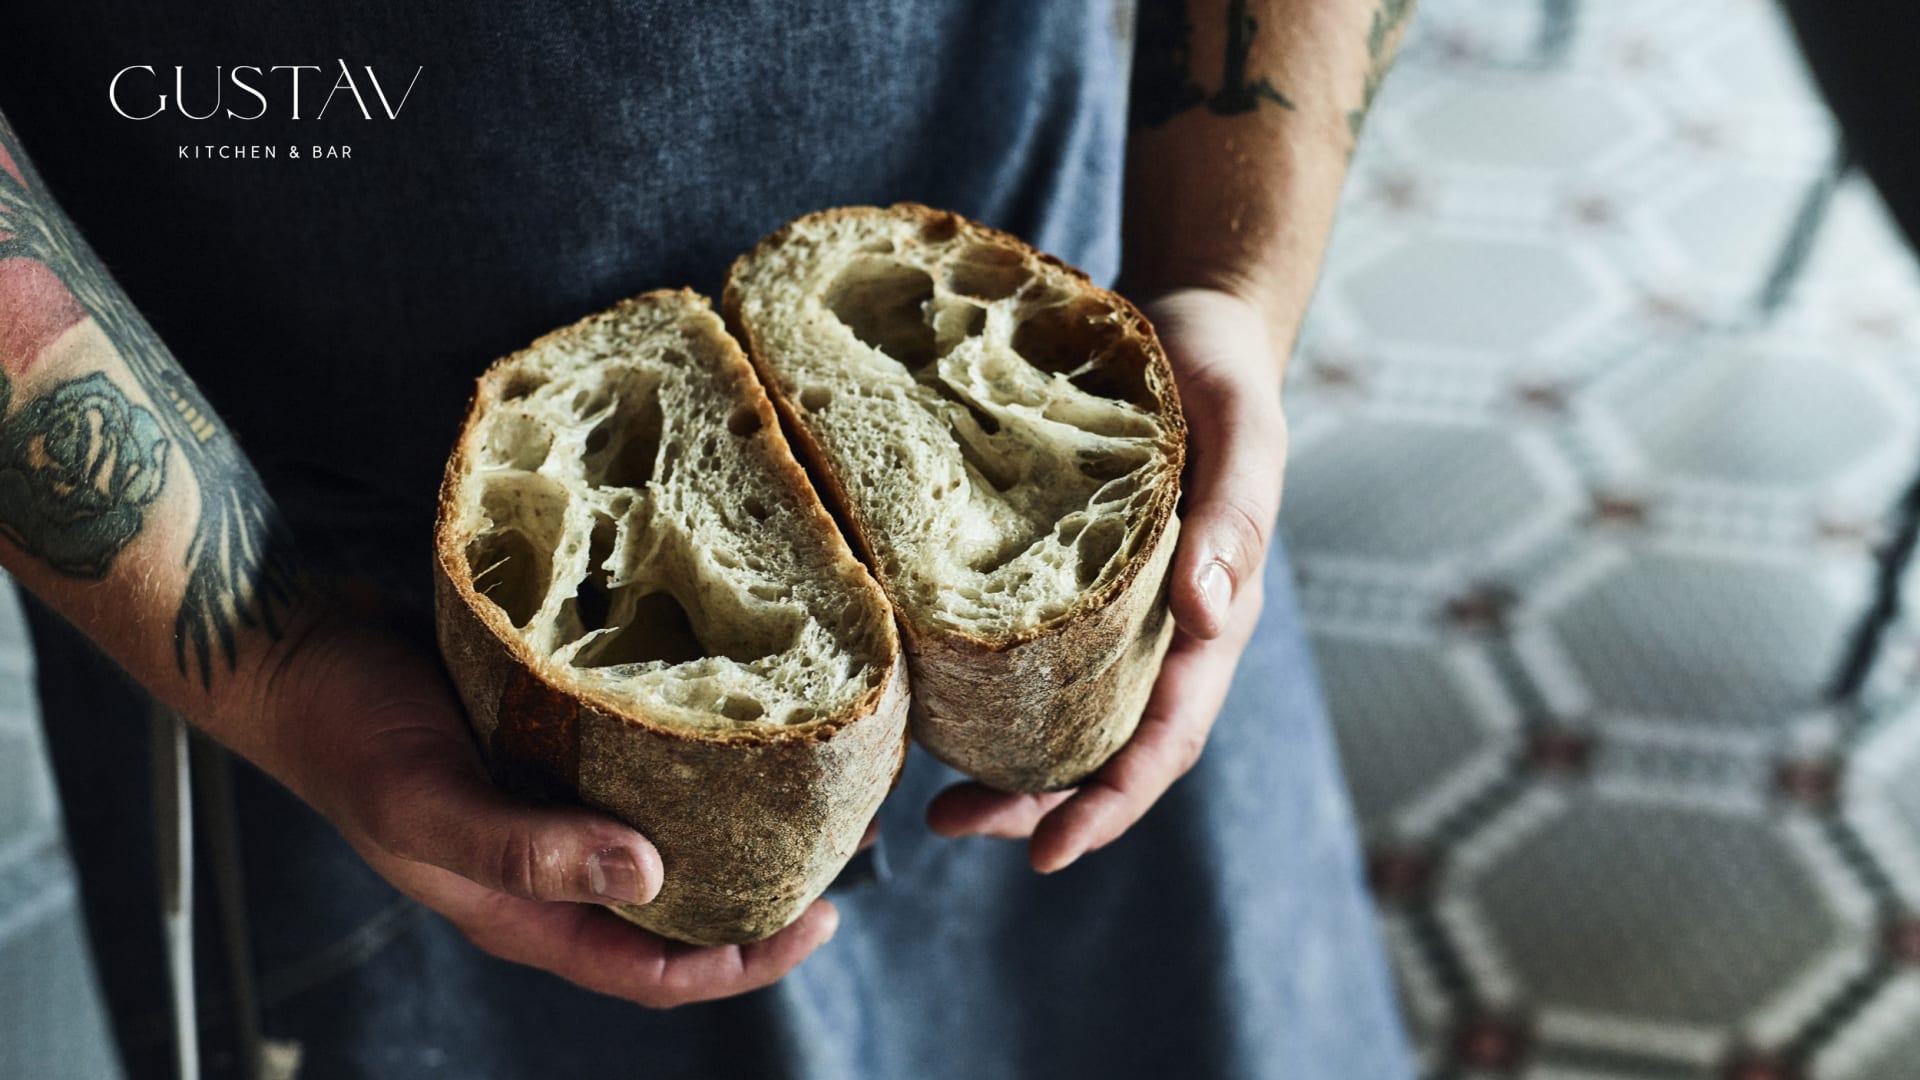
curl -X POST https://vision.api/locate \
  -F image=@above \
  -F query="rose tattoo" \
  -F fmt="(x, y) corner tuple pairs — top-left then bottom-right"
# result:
(0, 369), (169, 577)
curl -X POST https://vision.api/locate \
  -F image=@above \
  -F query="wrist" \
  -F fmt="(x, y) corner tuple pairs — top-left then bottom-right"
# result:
(194, 585), (389, 804)
(1132, 284), (1291, 385)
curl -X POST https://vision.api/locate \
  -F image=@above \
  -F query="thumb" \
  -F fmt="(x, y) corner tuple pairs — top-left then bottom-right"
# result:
(345, 703), (664, 907)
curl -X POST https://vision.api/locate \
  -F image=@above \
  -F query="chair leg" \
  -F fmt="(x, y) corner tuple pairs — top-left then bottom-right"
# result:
(150, 704), (198, 1080)
(192, 735), (265, 1080)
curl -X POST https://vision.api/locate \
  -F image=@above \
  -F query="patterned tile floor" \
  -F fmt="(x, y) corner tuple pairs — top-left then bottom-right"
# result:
(7, 2), (1920, 1080)
(1287, 0), (1920, 1077)
(0, 581), (122, 1080)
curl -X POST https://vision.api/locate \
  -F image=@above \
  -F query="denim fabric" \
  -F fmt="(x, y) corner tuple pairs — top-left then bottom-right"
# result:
(8, 2), (1409, 1076)
(1, 0), (1128, 583)
(32, 541), (1411, 1080)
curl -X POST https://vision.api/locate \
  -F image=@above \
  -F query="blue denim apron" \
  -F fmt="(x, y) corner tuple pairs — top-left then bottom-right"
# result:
(5, 2), (1410, 1075)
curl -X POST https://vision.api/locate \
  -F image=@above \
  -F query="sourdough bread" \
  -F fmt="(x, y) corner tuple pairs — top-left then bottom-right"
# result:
(724, 206), (1185, 792)
(433, 290), (908, 945)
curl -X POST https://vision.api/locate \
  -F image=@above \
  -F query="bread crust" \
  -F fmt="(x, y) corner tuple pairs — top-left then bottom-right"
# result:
(432, 289), (909, 944)
(724, 206), (1185, 792)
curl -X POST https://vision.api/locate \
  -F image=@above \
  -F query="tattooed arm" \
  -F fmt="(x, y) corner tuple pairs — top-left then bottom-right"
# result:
(930, 0), (1415, 867)
(0, 108), (836, 1004)
(1125, 0), (1414, 324)
(0, 108), (301, 725)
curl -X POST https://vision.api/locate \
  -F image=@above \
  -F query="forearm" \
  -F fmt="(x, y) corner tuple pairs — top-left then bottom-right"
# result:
(1123, 0), (1415, 354)
(0, 107), (310, 749)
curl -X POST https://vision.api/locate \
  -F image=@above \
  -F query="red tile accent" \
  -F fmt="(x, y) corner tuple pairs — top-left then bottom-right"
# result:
(1366, 849), (1437, 902)
(1643, 292), (1700, 326)
(1885, 917), (1920, 964)
(1772, 759), (1841, 808)
(1453, 1016), (1530, 1070)
(1525, 728), (1595, 776)
(1815, 518), (1880, 548)
(1443, 587), (1513, 633)
(1514, 382), (1568, 412)
(1590, 493), (1649, 527)
(1722, 1056), (1797, 1080)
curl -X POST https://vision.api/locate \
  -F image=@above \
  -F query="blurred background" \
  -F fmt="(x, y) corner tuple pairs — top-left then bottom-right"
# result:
(8, 0), (1920, 1077)
(1285, 0), (1920, 1077)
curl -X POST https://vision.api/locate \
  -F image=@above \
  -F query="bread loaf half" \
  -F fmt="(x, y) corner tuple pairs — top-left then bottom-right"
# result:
(724, 206), (1185, 793)
(433, 290), (908, 945)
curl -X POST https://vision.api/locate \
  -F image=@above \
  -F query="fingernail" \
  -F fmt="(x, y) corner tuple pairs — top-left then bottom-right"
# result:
(1040, 846), (1083, 875)
(588, 847), (643, 904)
(819, 903), (842, 940)
(1200, 562), (1233, 622)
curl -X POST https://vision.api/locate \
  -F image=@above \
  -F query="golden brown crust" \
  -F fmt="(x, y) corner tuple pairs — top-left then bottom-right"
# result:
(432, 289), (909, 944)
(723, 206), (1186, 791)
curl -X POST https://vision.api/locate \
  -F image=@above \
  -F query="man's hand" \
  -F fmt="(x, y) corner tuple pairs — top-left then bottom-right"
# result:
(0, 106), (844, 1009)
(927, 288), (1286, 870)
(257, 620), (842, 1008)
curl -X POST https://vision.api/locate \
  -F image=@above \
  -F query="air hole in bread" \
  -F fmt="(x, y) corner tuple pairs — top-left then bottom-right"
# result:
(485, 411), (555, 471)
(572, 575), (612, 635)
(467, 528), (550, 628)
(1091, 473), (1144, 506)
(929, 299), (989, 355)
(1012, 300), (1157, 411)
(551, 514), (617, 644)
(1042, 395), (1159, 439)
(572, 386), (614, 418)
(798, 385), (832, 412)
(727, 404), (763, 437)
(582, 380), (663, 489)
(952, 420), (1020, 493)
(499, 373), (540, 402)
(743, 496), (770, 521)
(944, 245), (1028, 301)
(1079, 447), (1152, 483)
(721, 695), (765, 723)
(825, 258), (937, 369)
(1075, 518), (1126, 588)
(574, 588), (708, 668)
(919, 214), (961, 243)
(970, 534), (1036, 576)
(927, 379), (1001, 436)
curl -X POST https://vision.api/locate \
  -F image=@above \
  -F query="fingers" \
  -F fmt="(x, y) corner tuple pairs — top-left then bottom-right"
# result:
(1140, 291), (1287, 643)
(649, 902), (841, 1006)
(1027, 578), (1263, 872)
(499, 895), (839, 1009)
(351, 708), (663, 906)
(381, 851), (837, 1009)
(1165, 383), (1284, 641)
(926, 784), (1075, 839)
(275, 630), (829, 1009)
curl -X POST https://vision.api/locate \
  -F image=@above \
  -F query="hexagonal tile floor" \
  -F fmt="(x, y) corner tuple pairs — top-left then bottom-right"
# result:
(0, 582), (120, 1080)
(1287, 0), (1920, 1076)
